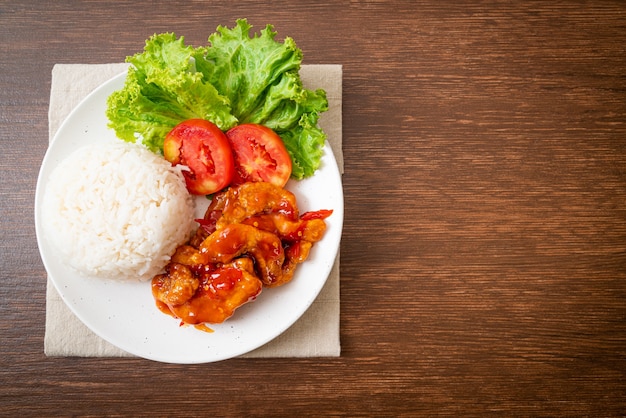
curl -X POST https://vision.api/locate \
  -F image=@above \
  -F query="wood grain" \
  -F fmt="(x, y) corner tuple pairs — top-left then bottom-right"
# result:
(1, 1), (625, 415)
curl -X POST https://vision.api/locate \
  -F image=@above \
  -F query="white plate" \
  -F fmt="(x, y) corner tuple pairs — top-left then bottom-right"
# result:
(35, 71), (343, 364)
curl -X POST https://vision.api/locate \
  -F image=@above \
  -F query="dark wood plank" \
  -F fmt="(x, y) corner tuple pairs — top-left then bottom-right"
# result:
(1, 1), (625, 415)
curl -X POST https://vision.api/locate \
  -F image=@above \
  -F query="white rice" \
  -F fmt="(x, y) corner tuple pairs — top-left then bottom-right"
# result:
(41, 141), (195, 281)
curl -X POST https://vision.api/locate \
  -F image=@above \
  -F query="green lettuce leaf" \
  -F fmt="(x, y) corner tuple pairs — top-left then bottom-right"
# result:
(106, 20), (328, 178)
(106, 33), (237, 153)
(197, 19), (328, 178)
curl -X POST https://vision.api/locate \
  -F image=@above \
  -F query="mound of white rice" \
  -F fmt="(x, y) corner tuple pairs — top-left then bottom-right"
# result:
(41, 141), (195, 281)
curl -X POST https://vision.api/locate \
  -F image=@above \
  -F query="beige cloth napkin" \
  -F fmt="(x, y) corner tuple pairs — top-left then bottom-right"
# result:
(44, 63), (343, 359)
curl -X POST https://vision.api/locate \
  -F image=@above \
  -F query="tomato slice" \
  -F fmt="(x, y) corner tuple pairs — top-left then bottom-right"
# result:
(225, 124), (292, 187)
(163, 119), (235, 195)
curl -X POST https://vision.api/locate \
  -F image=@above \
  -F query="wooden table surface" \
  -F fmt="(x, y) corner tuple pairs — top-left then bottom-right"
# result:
(2, 1), (625, 416)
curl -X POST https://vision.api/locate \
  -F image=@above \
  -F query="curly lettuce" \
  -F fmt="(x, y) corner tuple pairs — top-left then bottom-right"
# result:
(106, 19), (328, 179)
